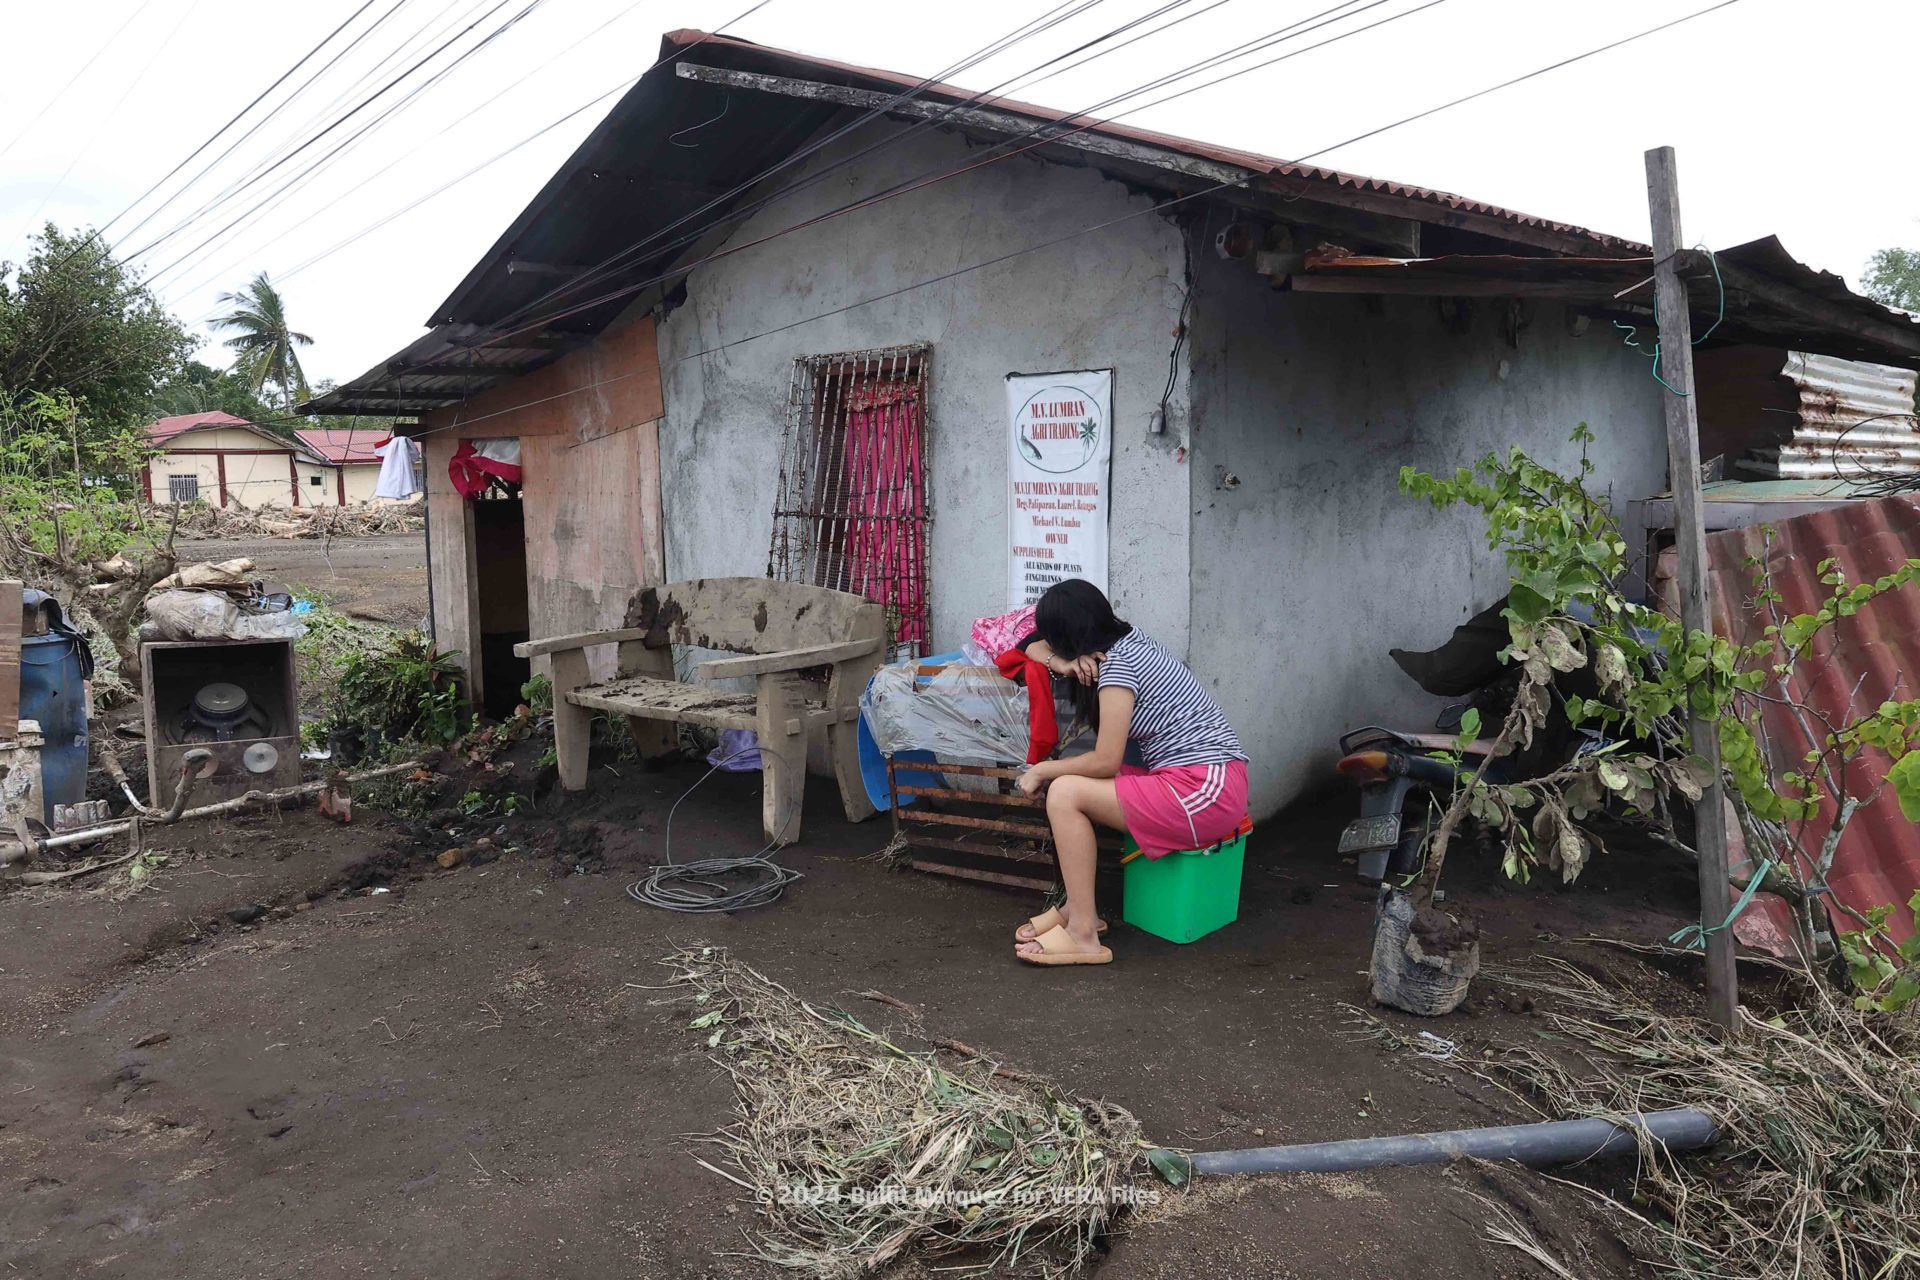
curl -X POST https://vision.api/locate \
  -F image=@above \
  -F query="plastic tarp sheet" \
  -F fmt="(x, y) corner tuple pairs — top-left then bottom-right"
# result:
(143, 590), (307, 642)
(862, 648), (1031, 763)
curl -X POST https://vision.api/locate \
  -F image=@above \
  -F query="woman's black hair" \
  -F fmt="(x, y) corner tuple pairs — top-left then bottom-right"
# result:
(1031, 578), (1131, 659)
(1017, 580), (1131, 729)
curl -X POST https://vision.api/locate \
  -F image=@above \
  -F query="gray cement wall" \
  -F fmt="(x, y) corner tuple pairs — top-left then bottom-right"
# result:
(655, 119), (1670, 820)
(655, 123), (1192, 658)
(1186, 250), (1670, 816)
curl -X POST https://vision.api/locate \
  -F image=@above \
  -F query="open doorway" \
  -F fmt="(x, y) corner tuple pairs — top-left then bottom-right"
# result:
(471, 487), (530, 719)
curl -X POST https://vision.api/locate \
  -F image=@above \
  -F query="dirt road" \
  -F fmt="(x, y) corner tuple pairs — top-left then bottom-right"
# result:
(177, 533), (428, 625)
(0, 755), (1684, 1278)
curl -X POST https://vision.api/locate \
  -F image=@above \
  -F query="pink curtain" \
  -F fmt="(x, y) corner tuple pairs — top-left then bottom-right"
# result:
(839, 381), (928, 649)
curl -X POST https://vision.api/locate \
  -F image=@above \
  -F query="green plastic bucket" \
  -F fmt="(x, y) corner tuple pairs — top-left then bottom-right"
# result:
(1121, 823), (1249, 944)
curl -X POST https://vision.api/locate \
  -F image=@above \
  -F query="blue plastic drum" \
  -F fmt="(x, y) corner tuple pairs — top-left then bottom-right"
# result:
(20, 628), (90, 825)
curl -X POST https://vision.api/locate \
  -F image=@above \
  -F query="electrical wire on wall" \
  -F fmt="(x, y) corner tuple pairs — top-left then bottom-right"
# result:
(1156, 208), (1200, 435)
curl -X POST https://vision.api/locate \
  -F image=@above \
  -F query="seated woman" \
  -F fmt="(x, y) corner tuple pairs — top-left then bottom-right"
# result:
(1013, 579), (1249, 966)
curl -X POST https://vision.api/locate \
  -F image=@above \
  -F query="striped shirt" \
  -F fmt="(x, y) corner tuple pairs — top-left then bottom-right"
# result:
(1097, 630), (1247, 770)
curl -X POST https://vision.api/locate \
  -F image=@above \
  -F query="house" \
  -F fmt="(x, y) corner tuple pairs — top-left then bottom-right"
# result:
(293, 428), (387, 505)
(306, 30), (1920, 813)
(142, 411), (383, 508)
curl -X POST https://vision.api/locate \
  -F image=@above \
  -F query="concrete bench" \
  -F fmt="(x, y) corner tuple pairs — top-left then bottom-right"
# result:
(514, 578), (885, 844)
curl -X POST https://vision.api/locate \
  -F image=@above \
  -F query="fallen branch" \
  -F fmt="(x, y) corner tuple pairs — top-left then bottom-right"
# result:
(13, 850), (139, 886)
(856, 989), (919, 1016)
(0, 759), (425, 866)
(931, 1037), (1037, 1082)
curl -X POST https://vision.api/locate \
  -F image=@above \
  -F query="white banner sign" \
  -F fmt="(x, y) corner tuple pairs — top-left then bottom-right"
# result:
(1006, 368), (1114, 609)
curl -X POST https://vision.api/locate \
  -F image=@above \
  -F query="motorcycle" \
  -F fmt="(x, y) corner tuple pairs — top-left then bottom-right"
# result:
(1335, 596), (1594, 885)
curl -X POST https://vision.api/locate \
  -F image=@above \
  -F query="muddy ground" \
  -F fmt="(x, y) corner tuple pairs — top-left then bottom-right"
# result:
(0, 744), (1700, 1278)
(179, 532), (428, 625)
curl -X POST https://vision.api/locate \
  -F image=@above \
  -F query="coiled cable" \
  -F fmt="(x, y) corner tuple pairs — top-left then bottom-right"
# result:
(624, 744), (804, 913)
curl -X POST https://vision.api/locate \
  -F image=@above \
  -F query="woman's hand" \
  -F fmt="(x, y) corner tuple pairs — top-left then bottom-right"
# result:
(1049, 652), (1103, 687)
(1016, 765), (1049, 798)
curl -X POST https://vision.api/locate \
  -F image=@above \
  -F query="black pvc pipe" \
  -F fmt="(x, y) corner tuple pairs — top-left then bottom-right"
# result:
(1186, 1107), (1717, 1177)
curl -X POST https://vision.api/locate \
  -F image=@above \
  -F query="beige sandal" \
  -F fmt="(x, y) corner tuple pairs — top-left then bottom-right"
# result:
(1016, 924), (1113, 967)
(1014, 906), (1109, 943)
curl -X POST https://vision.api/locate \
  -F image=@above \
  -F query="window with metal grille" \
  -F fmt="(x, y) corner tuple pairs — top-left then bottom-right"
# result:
(769, 345), (931, 656)
(168, 474), (199, 502)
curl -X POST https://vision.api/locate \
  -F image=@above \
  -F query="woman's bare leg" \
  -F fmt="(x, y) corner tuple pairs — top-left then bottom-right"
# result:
(1017, 775), (1127, 957)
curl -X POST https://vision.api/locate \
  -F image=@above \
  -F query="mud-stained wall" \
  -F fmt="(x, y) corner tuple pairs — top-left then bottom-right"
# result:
(418, 311), (666, 701)
(654, 123), (1193, 661)
(1187, 252), (1670, 816)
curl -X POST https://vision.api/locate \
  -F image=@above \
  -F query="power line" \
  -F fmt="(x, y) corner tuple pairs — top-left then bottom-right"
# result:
(0, 0), (159, 167)
(358, 0), (1749, 441)
(125, 0), (535, 267)
(25, 0), (208, 234)
(477, 0), (1426, 344)
(183, 0), (1113, 322)
(111, 0), (421, 253)
(478, 0), (1123, 335)
(166, 0), (675, 302)
(145, 0), (554, 289)
(94, 0), (390, 247)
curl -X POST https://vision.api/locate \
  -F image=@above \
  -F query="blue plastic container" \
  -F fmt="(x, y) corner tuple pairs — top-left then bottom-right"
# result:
(20, 629), (89, 825)
(856, 650), (966, 812)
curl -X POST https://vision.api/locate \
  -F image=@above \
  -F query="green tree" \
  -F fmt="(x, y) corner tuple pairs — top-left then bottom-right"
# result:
(148, 359), (282, 431)
(212, 272), (312, 412)
(1862, 246), (1920, 313)
(0, 223), (194, 431)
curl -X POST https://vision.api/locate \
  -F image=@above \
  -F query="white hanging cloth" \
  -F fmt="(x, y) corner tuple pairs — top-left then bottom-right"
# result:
(373, 435), (423, 499)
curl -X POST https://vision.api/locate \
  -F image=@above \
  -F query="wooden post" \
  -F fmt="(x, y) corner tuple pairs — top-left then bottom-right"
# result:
(1646, 145), (1738, 1029)
(0, 580), (21, 741)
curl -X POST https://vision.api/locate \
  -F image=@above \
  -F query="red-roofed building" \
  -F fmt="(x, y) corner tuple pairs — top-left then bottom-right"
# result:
(142, 413), (384, 508)
(295, 428), (385, 504)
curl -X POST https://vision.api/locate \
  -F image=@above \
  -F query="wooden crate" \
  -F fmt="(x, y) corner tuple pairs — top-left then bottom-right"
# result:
(886, 758), (1124, 892)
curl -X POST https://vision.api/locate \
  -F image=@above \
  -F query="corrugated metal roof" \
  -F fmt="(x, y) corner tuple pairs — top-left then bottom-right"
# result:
(306, 30), (1920, 417)
(1295, 243), (1920, 369)
(655, 29), (1647, 258)
(1704, 494), (1920, 946)
(145, 410), (254, 444)
(1741, 352), (1920, 478)
(306, 27), (1650, 417)
(294, 428), (384, 465)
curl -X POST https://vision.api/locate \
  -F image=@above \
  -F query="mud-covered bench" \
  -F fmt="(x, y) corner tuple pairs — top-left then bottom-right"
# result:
(514, 578), (885, 844)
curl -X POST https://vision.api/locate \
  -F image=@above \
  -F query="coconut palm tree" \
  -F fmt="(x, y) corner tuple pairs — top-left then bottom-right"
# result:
(211, 273), (312, 412)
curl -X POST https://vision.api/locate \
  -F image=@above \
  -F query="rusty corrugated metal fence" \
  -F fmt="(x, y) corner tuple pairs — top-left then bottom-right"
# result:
(1705, 494), (1920, 945)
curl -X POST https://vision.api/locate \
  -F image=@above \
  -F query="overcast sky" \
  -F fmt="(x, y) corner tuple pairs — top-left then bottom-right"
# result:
(3, 0), (1914, 388)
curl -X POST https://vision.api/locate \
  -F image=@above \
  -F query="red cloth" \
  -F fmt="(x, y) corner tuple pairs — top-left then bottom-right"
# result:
(448, 439), (524, 498)
(993, 649), (1059, 765)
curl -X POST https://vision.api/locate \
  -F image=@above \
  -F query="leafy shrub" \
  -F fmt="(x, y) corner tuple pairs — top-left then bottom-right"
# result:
(329, 631), (469, 748)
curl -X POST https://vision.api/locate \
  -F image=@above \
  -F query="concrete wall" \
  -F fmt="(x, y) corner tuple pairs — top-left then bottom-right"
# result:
(147, 427), (298, 507)
(1186, 250), (1669, 815)
(655, 124), (1192, 658)
(292, 461), (383, 505)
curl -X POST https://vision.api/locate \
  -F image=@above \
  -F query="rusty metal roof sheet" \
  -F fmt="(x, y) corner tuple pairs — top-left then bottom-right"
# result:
(1705, 494), (1920, 945)
(1742, 352), (1920, 479)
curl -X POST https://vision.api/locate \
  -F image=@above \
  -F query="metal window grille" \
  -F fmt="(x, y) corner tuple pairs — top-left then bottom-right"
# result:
(769, 344), (931, 657)
(168, 474), (199, 502)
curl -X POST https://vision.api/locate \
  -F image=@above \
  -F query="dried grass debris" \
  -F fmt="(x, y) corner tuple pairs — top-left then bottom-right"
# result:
(663, 946), (1162, 1278)
(1470, 958), (1920, 1280)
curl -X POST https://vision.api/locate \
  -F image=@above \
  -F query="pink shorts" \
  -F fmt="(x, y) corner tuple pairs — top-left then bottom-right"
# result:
(1115, 760), (1249, 858)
